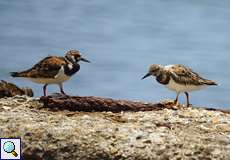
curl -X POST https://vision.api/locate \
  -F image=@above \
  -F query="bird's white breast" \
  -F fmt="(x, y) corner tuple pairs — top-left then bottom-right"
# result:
(165, 78), (206, 92)
(28, 66), (70, 84)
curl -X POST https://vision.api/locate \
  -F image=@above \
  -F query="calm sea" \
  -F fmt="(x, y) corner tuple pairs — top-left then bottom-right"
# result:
(0, 0), (230, 109)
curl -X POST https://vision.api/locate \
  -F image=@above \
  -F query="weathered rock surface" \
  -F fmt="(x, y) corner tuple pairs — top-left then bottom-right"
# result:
(0, 96), (230, 160)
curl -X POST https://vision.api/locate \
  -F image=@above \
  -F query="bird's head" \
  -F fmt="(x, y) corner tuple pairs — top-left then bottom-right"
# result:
(142, 64), (161, 79)
(65, 50), (90, 63)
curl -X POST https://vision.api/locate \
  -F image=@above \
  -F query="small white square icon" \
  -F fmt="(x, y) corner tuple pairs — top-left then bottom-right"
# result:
(0, 138), (21, 160)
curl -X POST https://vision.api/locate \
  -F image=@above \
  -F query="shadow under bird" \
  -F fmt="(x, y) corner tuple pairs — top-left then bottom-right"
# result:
(11, 50), (90, 96)
(142, 64), (217, 107)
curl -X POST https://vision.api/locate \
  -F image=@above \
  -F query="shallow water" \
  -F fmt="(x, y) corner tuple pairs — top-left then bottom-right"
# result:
(0, 0), (230, 109)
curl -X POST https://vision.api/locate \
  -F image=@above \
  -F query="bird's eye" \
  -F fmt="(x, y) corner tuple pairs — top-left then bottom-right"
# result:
(76, 56), (81, 61)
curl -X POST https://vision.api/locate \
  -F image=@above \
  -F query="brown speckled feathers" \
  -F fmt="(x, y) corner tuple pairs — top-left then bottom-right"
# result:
(167, 64), (217, 86)
(10, 49), (90, 96)
(142, 64), (217, 107)
(12, 56), (68, 78)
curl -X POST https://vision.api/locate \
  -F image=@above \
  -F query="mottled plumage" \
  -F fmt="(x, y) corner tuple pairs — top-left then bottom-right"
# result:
(142, 64), (217, 107)
(165, 64), (216, 86)
(11, 50), (90, 96)
(13, 56), (68, 78)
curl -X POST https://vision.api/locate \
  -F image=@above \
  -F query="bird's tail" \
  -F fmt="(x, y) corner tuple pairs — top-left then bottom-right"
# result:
(10, 72), (19, 77)
(10, 70), (31, 78)
(204, 80), (218, 86)
(10, 72), (24, 77)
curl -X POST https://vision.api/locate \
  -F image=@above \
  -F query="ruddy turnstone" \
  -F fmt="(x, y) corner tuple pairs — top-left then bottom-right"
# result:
(142, 64), (217, 107)
(10, 50), (90, 96)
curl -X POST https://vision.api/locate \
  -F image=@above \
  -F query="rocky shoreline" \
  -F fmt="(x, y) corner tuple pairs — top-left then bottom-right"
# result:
(0, 96), (230, 160)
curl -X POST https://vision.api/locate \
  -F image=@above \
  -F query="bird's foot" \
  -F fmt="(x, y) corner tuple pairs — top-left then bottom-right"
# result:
(186, 103), (192, 108)
(172, 100), (179, 108)
(50, 92), (70, 98)
(173, 103), (182, 109)
(173, 99), (178, 104)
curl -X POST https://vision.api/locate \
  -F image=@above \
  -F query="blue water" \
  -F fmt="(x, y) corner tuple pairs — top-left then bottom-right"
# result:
(0, 0), (230, 109)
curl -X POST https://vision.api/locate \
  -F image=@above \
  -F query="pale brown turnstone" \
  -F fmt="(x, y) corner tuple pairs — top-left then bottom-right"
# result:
(11, 50), (90, 96)
(142, 64), (217, 107)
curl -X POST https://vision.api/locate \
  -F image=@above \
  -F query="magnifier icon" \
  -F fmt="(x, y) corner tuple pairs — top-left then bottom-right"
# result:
(3, 141), (18, 157)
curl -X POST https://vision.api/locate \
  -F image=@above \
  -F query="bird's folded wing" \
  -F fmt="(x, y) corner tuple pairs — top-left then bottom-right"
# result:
(168, 64), (208, 85)
(20, 56), (67, 78)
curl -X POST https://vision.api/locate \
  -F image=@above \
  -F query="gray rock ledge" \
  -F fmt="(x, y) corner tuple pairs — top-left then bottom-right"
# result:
(0, 96), (230, 160)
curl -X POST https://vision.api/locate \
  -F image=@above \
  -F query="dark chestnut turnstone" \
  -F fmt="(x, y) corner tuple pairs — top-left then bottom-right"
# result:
(11, 50), (90, 96)
(142, 64), (217, 107)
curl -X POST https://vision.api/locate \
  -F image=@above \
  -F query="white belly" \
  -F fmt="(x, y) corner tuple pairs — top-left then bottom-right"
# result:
(165, 79), (206, 92)
(27, 66), (70, 84)
(28, 76), (70, 84)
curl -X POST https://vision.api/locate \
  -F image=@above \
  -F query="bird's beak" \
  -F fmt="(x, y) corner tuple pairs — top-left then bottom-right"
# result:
(141, 73), (151, 80)
(80, 57), (91, 63)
